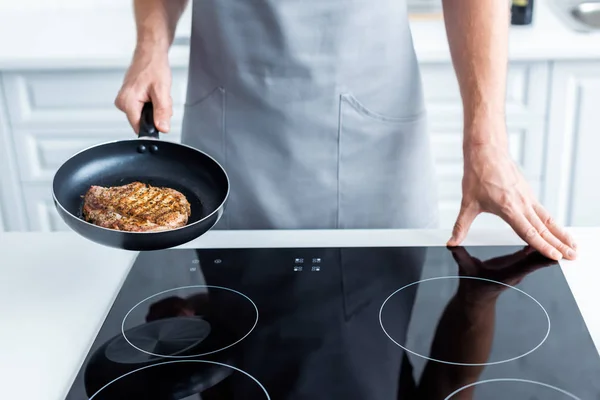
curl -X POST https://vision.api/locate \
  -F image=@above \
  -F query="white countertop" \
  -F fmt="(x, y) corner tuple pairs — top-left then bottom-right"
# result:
(0, 0), (599, 70)
(0, 227), (599, 400)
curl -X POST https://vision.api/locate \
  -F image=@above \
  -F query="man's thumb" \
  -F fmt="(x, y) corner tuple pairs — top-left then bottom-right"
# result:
(447, 204), (478, 246)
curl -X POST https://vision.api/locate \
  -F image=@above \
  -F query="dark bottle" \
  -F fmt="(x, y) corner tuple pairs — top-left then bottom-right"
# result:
(511, 0), (534, 25)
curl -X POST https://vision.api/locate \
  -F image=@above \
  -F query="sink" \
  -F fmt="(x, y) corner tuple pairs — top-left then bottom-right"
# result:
(571, 2), (600, 28)
(551, 0), (600, 31)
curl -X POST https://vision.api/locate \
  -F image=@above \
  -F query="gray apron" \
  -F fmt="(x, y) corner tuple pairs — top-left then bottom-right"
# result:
(181, 0), (439, 230)
(197, 246), (428, 399)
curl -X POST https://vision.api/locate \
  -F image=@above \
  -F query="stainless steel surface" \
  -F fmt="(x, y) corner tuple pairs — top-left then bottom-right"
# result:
(173, 36), (191, 46)
(550, 0), (600, 31)
(407, 0), (442, 14)
(571, 2), (600, 27)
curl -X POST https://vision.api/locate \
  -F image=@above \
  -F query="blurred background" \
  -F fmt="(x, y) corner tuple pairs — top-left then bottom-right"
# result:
(0, 0), (598, 232)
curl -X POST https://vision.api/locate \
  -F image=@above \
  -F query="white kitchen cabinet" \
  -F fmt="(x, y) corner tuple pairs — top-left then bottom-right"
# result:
(543, 61), (600, 226)
(0, 79), (27, 231)
(0, 60), (580, 232)
(421, 61), (550, 123)
(0, 68), (186, 231)
(20, 184), (69, 232)
(422, 61), (550, 229)
(3, 68), (187, 183)
(2, 69), (188, 130)
(2, 68), (187, 184)
(11, 128), (181, 183)
(431, 124), (544, 230)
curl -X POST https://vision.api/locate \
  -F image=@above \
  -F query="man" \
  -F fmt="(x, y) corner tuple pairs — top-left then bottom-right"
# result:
(115, 0), (577, 261)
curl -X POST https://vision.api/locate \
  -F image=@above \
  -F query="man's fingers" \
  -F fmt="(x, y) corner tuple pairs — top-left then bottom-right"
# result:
(526, 207), (576, 260)
(504, 213), (562, 261)
(449, 246), (472, 265)
(124, 99), (145, 135)
(485, 247), (532, 269)
(150, 83), (173, 133)
(447, 203), (478, 246)
(533, 203), (577, 253)
(449, 246), (481, 275)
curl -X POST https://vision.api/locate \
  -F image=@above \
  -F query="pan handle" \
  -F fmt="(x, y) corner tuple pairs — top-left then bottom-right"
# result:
(139, 102), (160, 139)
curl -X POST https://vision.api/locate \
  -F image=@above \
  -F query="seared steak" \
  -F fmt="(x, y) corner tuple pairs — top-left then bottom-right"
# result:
(82, 182), (191, 232)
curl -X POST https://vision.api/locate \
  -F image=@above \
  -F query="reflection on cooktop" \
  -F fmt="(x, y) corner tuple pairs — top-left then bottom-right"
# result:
(121, 285), (258, 358)
(63, 245), (600, 400)
(381, 246), (555, 369)
(87, 360), (269, 400)
(444, 378), (581, 400)
(381, 275), (551, 366)
(106, 317), (212, 364)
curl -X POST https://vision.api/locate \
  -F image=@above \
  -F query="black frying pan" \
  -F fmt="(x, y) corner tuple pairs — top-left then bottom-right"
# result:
(52, 102), (229, 251)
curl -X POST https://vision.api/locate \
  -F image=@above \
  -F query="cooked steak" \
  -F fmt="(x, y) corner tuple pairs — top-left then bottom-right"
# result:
(82, 182), (191, 232)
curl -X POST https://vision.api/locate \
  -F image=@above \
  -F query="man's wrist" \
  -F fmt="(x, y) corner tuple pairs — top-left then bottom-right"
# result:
(133, 38), (171, 66)
(462, 112), (509, 152)
(135, 17), (172, 55)
(135, 36), (170, 55)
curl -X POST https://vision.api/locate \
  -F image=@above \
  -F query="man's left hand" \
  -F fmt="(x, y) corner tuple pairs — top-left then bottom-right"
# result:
(447, 142), (577, 261)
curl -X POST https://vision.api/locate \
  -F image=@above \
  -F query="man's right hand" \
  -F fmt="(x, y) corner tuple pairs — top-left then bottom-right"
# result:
(114, 46), (173, 134)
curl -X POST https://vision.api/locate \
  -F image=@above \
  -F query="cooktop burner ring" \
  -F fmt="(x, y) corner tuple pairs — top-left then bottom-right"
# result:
(443, 378), (582, 399)
(87, 359), (271, 400)
(379, 275), (551, 367)
(121, 285), (258, 359)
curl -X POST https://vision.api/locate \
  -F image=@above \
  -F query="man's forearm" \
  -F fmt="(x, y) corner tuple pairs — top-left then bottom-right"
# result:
(134, 0), (189, 53)
(416, 295), (496, 399)
(442, 0), (510, 148)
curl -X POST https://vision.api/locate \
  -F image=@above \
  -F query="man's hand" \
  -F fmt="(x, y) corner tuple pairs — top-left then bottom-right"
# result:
(114, 46), (173, 134)
(447, 141), (577, 261)
(114, 0), (189, 134)
(450, 245), (555, 302)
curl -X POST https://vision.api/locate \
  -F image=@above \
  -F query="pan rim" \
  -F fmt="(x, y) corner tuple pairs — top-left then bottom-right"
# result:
(52, 138), (230, 235)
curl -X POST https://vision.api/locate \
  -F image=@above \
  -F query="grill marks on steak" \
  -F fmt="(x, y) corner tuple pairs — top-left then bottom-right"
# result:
(82, 182), (192, 232)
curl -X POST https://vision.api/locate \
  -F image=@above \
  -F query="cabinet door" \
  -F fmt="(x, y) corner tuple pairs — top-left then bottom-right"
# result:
(421, 61), (549, 229)
(543, 62), (600, 226)
(0, 77), (27, 231)
(3, 69), (187, 184)
(2, 68), (188, 130)
(11, 128), (181, 183)
(420, 61), (549, 126)
(20, 184), (69, 232)
(431, 124), (543, 230)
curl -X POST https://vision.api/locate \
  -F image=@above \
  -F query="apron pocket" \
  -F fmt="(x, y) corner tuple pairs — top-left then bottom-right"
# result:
(341, 92), (425, 123)
(337, 92), (439, 229)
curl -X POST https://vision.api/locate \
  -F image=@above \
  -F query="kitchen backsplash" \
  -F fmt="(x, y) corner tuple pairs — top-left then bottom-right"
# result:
(407, 0), (443, 13)
(0, 0), (125, 9)
(0, 0), (443, 12)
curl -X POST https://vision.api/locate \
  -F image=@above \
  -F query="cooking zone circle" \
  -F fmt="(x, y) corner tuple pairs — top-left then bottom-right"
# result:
(443, 378), (581, 399)
(106, 317), (211, 364)
(122, 285), (258, 358)
(88, 360), (271, 400)
(379, 276), (551, 366)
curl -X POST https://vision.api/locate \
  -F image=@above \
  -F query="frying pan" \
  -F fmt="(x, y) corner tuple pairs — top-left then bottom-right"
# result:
(52, 102), (229, 251)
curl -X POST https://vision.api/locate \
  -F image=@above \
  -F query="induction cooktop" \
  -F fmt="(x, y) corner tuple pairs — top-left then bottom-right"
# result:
(64, 245), (600, 399)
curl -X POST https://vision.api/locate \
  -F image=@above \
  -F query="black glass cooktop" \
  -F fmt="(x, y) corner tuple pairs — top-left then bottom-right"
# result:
(65, 246), (600, 399)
